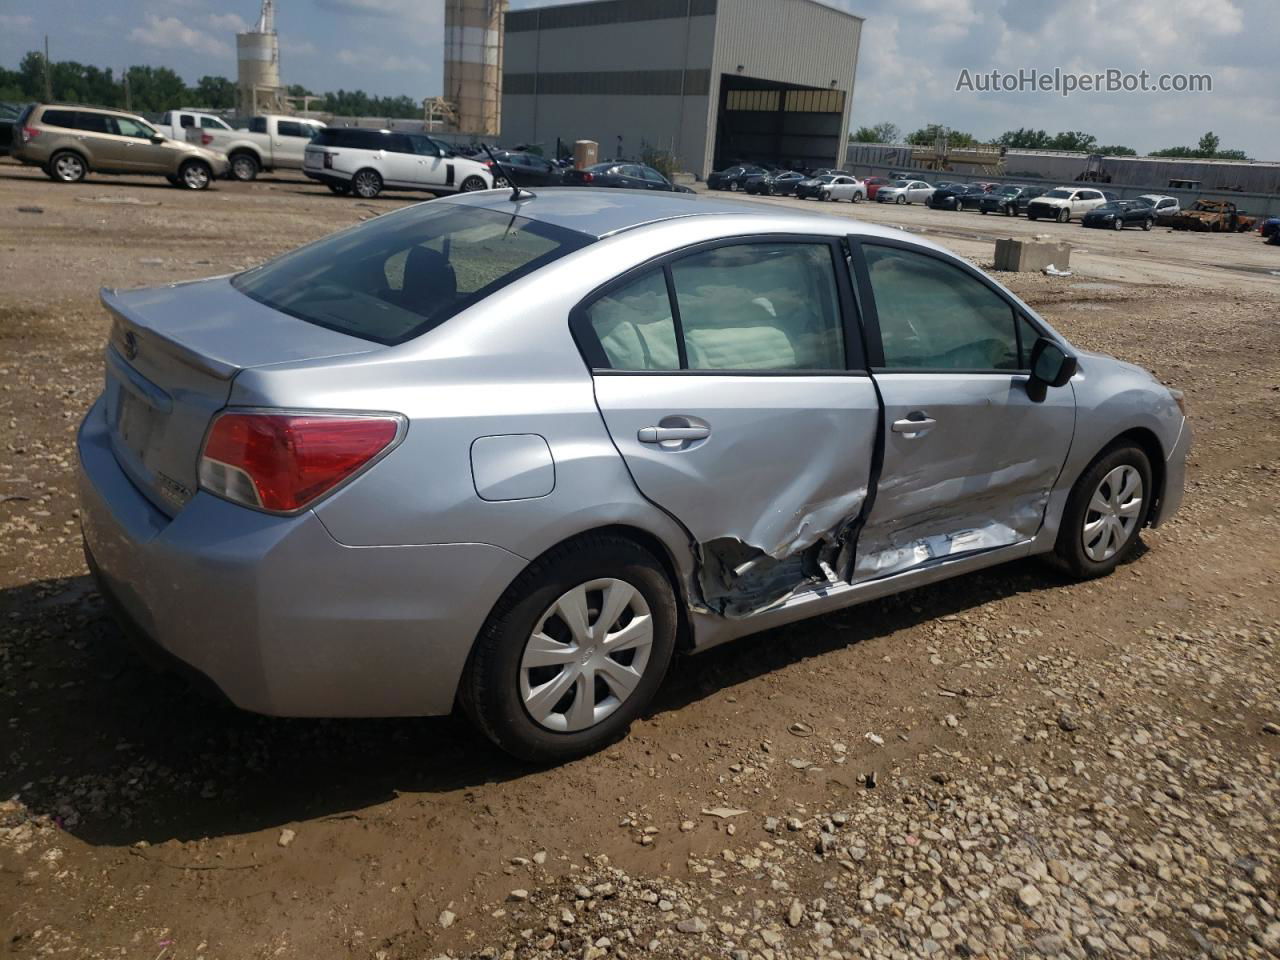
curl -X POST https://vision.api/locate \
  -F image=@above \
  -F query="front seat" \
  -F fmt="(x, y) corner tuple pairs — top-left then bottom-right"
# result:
(395, 246), (458, 317)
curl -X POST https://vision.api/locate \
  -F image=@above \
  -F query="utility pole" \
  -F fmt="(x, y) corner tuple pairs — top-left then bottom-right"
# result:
(43, 35), (52, 100)
(123, 69), (131, 111)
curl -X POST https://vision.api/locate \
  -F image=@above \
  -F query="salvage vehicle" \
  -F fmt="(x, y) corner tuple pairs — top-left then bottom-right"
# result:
(927, 183), (984, 211)
(0, 101), (27, 156)
(745, 170), (804, 196)
(78, 190), (1190, 762)
(979, 184), (1046, 216)
(1080, 200), (1155, 231)
(1134, 194), (1180, 222)
(876, 179), (934, 204)
(11, 103), (229, 189)
(794, 173), (842, 200)
(706, 164), (768, 191)
(561, 162), (694, 192)
(821, 174), (866, 202)
(202, 114), (325, 181)
(152, 109), (234, 144)
(1026, 186), (1109, 223)
(1259, 217), (1280, 239)
(304, 128), (494, 198)
(483, 150), (566, 188)
(1169, 199), (1258, 233)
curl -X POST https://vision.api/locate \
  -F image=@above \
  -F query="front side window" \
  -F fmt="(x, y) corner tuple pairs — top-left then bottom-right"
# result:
(234, 204), (593, 345)
(113, 116), (154, 139)
(277, 120), (304, 138)
(200, 116), (227, 129)
(640, 166), (667, 184)
(863, 244), (1019, 371)
(671, 243), (845, 371)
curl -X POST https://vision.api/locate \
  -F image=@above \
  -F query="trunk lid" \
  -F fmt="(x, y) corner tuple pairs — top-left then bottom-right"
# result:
(100, 277), (379, 516)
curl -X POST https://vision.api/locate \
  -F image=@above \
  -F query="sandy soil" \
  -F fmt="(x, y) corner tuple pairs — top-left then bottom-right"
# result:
(1, 161), (1278, 960)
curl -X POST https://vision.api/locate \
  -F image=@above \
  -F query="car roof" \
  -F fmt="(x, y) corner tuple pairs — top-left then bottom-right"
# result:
(438, 186), (955, 249)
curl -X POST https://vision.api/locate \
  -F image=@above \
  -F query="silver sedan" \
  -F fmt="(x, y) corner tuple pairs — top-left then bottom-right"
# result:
(78, 188), (1189, 762)
(876, 179), (935, 204)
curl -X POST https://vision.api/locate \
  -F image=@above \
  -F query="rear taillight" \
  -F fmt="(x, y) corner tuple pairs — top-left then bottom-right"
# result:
(21, 125), (40, 143)
(200, 132), (213, 146)
(199, 412), (402, 513)
(582, 171), (594, 183)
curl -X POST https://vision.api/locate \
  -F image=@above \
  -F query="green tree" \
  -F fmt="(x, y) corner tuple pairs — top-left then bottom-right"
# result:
(1048, 130), (1098, 152)
(193, 75), (236, 109)
(1197, 131), (1220, 156)
(1096, 144), (1137, 156)
(850, 121), (899, 143)
(906, 124), (977, 147)
(997, 128), (1052, 148)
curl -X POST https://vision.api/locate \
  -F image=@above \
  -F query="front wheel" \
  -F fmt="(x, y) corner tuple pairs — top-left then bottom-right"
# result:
(1051, 444), (1152, 580)
(729, 181), (740, 192)
(461, 534), (678, 763)
(1057, 208), (1070, 223)
(460, 175), (488, 192)
(896, 194), (905, 204)
(178, 160), (212, 190)
(352, 168), (382, 199)
(1113, 217), (1124, 230)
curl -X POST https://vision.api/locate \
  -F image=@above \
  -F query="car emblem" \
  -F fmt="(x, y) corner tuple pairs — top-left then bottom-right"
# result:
(123, 331), (139, 361)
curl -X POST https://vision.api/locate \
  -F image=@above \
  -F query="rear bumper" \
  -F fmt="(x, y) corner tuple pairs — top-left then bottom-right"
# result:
(1151, 417), (1191, 528)
(303, 169), (352, 186)
(77, 396), (528, 717)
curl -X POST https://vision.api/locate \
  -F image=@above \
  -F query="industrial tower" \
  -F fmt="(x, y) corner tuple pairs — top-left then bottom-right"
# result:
(237, 0), (288, 116)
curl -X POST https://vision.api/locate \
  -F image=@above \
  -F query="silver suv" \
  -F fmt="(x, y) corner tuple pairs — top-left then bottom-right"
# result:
(12, 103), (229, 189)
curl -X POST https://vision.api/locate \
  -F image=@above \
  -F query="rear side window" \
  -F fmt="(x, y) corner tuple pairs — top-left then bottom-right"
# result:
(40, 109), (75, 128)
(180, 114), (195, 128)
(249, 117), (267, 134)
(233, 203), (593, 345)
(315, 128), (387, 150)
(863, 244), (1018, 371)
(585, 270), (679, 371)
(74, 112), (112, 134)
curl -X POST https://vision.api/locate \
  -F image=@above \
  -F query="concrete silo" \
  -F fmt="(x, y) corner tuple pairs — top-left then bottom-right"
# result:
(237, 0), (287, 116)
(443, 0), (505, 136)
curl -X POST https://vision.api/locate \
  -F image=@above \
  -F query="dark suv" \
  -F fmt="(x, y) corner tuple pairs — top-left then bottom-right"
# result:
(980, 185), (1048, 216)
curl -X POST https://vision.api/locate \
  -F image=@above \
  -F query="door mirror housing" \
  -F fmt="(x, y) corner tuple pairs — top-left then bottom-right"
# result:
(1026, 337), (1078, 402)
(150, 134), (165, 144)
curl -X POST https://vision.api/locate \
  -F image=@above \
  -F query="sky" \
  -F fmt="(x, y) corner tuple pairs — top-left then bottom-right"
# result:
(1, 0), (1276, 159)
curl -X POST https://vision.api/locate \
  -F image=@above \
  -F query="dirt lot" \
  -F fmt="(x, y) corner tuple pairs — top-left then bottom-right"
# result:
(1, 161), (1278, 960)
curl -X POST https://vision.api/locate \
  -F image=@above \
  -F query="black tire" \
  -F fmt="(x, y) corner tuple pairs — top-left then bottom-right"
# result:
(177, 159), (212, 190)
(462, 534), (678, 763)
(1057, 207), (1070, 223)
(459, 175), (488, 192)
(1028, 212), (1038, 221)
(852, 191), (861, 203)
(47, 150), (87, 183)
(1050, 443), (1153, 580)
(229, 152), (259, 182)
(729, 181), (740, 192)
(1141, 219), (1151, 231)
(327, 182), (351, 195)
(352, 168), (382, 199)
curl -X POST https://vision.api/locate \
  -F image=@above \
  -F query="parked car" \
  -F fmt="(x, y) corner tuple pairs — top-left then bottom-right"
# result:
(202, 114), (325, 181)
(0, 101), (28, 156)
(876, 179), (934, 204)
(1026, 187), (1109, 223)
(1169, 199), (1257, 233)
(485, 150), (566, 188)
(795, 173), (841, 200)
(863, 176), (892, 200)
(152, 109), (234, 144)
(10, 102), (228, 189)
(821, 174), (866, 203)
(77, 190), (1190, 762)
(1080, 200), (1155, 231)
(303, 128), (493, 198)
(927, 183), (985, 211)
(706, 164), (767, 191)
(745, 170), (805, 196)
(1259, 217), (1280, 239)
(1134, 194), (1180, 221)
(561, 162), (693, 192)
(979, 185), (1047, 216)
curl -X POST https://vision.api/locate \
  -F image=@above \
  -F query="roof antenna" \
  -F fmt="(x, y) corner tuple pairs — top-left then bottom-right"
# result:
(481, 142), (534, 202)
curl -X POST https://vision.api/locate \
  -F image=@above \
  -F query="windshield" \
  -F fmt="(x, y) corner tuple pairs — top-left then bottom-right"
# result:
(233, 203), (594, 345)
(1096, 202), (1124, 211)
(1044, 189), (1073, 199)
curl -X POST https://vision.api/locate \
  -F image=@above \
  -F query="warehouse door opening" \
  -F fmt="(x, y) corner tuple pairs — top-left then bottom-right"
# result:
(712, 75), (845, 174)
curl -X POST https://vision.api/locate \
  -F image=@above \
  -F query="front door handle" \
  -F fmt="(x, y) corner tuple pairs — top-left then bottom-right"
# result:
(638, 425), (710, 444)
(892, 415), (937, 436)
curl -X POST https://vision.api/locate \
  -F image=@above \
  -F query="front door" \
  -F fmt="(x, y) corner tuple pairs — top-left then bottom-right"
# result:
(407, 135), (447, 188)
(579, 239), (880, 616)
(112, 115), (169, 172)
(849, 238), (1075, 581)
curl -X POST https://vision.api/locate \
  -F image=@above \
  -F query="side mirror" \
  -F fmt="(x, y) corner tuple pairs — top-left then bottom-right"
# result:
(151, 135), (165, 144)
(1026, 337), (1078, 402)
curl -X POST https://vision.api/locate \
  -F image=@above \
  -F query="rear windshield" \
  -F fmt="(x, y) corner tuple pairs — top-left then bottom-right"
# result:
(233, 202), (594, 345)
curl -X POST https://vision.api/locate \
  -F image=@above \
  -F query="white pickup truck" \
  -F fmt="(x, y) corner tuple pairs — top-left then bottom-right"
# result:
(152, 110), (235, 145)
(201, 114), (327, 181)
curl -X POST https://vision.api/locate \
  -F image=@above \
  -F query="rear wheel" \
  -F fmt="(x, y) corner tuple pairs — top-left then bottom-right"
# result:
(462, 534), (678, 763)
(178, 159), (212, 190)
(229, 153), (259, 182)
(729, 181), (740, 192)
(352, 168), (382, 199)
(459, 175), (488, 192)
(48, 150), (87, 183)
(1051, 443), (1152, 580)
(852, 191), (862, 203)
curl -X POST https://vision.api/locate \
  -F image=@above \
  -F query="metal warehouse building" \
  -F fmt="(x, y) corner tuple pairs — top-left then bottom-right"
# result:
(501, 0), (863, 178)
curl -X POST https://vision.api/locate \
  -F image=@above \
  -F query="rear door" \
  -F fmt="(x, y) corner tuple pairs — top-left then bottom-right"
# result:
(578, 237), (880, 615)
(848, 238), (1075, 581)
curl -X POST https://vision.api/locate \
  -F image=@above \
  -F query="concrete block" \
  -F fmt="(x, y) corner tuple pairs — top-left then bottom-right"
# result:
(993, 238), (1072, 272)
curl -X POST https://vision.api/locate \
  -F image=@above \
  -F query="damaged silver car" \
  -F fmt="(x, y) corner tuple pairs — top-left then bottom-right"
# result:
(78, 189), (1190, 762)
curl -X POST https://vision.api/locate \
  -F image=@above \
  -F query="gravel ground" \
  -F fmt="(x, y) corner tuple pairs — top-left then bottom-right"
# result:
(1, 161), (1277, 960)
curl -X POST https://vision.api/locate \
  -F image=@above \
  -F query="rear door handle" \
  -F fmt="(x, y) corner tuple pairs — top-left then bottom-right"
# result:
(892, 415), (937, 436)
(638, 425), (711, 443)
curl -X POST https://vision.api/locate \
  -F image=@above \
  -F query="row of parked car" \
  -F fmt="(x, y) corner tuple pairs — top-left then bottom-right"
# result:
(707, 163), (1201, 230)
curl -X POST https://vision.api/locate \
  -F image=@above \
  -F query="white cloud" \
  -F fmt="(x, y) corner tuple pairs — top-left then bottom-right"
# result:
(0, 13), (34, 31)
(315, 0), (435, 20)
(129, 15), (230, 56)
(205, 12), (249, 33)
(282, 37), (318, 57)
(335, 47), (423, 72)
